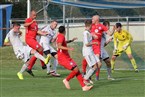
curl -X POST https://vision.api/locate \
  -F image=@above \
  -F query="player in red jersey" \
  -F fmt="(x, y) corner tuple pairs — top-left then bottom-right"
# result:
(56, 26), (93, 91)
(82, 15), (115, 80)
(24, 10), (51, 76)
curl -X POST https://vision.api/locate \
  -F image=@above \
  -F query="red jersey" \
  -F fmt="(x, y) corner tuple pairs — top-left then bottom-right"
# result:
(56, 33), (69, 57)
(91, 23), (108, 43)
(25, 18), (38, 39)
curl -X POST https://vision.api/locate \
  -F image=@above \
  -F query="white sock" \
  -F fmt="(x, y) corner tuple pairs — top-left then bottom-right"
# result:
(53, 59), (58, 73)
(19, 64), (28, 73)
(84, 68), (95, 80)
(34, 52), (45, 62)
(107, 67), (111, 78)
(47, 61), (51, 73)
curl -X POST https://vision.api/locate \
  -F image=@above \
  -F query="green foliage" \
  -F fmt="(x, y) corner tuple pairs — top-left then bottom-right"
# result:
(11, 1), (27, 18)
(47, 3), (63, 19)
(79, 7), (99, 17)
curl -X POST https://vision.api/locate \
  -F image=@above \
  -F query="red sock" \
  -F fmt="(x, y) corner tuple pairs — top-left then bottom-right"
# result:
(66, 70), (77, 81)
(28, 56), (37, 70)
(96, 68), (100, 78)
(40, 60), (45, 66)
(76, 71), (85, 87)
(82, 58), (87, 74)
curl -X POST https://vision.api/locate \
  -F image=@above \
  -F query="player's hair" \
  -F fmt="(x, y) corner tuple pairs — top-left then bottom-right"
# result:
(59, 26), (65, 33)
(31, 9), (36, 13)
(85, 20), (92, 27)
(51, 20), (58, 23)
(116, 23), (122, 28)
(12, 22), (21, 27)
(103, 21), (110, 26)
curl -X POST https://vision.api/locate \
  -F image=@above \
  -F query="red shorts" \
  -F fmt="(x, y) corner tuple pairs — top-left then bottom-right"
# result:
(58, 54), (77, 70)
(92, 44), (101, 56)
(26, 38), (42, 50)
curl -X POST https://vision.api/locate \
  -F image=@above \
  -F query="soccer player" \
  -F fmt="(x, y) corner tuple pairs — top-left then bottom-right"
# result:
(39, 20), (60, 77)
(4, 23), (50, 80)
(111, 23), (139, 72)
(82, 20), (99, 85)
(24, 10), (51, 76)
(56, 26), (93, 91)
(91, 15), (115, 80)
(100, 21), (114, 80)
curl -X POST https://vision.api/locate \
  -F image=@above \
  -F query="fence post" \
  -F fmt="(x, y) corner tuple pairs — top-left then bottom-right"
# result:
(66, 18), (69, 40)
(126, 17), (129, 31)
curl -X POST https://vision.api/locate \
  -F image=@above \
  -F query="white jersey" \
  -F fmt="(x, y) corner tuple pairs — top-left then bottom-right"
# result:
(5, 29), (24, 55)
(101, 32), (107, 50)
(5, 29), (32, 62)
(39, 25), (56, 51)
(82, 30), (94, 56)
(100, 32), (109, 59)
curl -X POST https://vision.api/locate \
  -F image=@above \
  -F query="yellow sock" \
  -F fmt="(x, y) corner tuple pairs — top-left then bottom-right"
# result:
(130, 58), (138, 70)
(111, 60), (115, 70)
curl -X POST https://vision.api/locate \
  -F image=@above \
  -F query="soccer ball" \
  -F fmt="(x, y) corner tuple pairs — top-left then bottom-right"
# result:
(16, 51), (24, 60)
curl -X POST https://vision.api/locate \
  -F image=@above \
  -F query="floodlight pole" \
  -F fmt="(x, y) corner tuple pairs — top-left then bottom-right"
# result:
(63, 0), (65, 26)
(43, 0), (48, 24)
(27, 0), (31, 18)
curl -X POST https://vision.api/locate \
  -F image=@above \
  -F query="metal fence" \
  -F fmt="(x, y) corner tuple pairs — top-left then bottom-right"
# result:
(10, 16), (145, 42)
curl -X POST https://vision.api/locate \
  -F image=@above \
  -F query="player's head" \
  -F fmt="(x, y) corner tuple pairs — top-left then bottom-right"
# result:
(50, 20), (58, 30)
(103, 21), (110, 29)
(59, 26), (65, 34)
(30, 10), (37, 19)
(12, 22), (21, 32)
(115, 22), (122, 32)
(92, 15), (100, 24)
(85, 20), (92, 30)
(13, 22), (21, 29)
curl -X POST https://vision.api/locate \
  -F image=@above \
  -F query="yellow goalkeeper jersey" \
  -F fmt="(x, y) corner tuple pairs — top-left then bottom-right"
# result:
(114, 29), (133, 46)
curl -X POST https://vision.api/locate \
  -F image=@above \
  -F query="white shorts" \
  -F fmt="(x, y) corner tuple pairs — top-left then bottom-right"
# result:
(84, 54), (100, 67)
(40, 42), (56, 53)
(15, 45), (32, 63)
(48, 46), (56, 53)
(101, 48), (109, 60)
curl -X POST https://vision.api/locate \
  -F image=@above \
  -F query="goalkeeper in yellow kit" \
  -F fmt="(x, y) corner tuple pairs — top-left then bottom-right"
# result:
(111, 23), (138, 72)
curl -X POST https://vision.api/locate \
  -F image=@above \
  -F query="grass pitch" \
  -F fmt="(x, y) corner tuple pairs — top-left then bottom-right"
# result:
(0, 42), (145, 97)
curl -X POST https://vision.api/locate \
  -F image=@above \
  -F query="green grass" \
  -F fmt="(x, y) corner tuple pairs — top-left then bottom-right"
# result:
(0, 42), (145, 97)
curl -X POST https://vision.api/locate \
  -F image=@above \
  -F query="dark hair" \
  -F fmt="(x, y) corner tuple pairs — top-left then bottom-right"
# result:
(13, 22), (21, 27)
(85, 20), (92, 27)
(116, 23), (122, 28)
(31, 10), (36, 12)
(51, 20), (57, 23)
(103, 21), (110, 26)
(59, 26), (65, 33)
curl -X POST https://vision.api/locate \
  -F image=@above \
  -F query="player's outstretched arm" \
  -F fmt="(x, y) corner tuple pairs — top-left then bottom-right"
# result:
(85, 42), (98, 47)
(66, 37), (78, 43)
(104, 37), (113, 47)
(106, 26), (115, 36)
(24, 19), (36, 27)
(37, 30), (49, 36)
(57, 43), (74, 51)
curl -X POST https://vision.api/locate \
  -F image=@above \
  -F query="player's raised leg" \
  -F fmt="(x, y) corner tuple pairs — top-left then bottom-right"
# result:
(17, 63), (28, 80)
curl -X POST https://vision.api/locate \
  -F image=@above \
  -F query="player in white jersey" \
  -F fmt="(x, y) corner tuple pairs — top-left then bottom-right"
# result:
(39, 20), (60, 77)
(82, 20), (100, 85)
(101, 21), (115, 80)
(4, 23), (50, 80)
